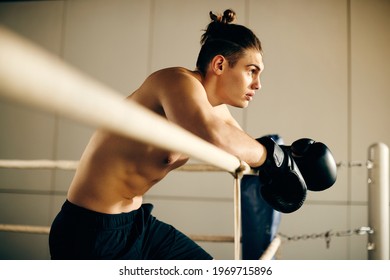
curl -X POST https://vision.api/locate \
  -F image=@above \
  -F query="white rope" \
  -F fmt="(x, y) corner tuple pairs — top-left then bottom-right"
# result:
(0, 223), (281, 259)
(0, 224), (233, 242)
(0, 159), (358, 172)
(259, 235), (282, 260)
(0, 159), (254, 173)
(0, 224), (50, 235)
(0, 160), (79, 170)
(0, 25), (251, 175)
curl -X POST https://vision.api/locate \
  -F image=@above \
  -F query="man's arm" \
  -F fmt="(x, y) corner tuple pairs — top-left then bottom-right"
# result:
(157, 70), (266, 168)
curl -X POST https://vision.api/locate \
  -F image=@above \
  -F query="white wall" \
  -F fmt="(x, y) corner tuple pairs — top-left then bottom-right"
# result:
(0, 0), (389, 260)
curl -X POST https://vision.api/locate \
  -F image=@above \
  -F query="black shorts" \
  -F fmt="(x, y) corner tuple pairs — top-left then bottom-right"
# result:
(49, 200), (212, 260)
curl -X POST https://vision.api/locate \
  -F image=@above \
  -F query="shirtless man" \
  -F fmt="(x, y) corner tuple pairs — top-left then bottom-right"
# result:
(49, 9), (331, 260)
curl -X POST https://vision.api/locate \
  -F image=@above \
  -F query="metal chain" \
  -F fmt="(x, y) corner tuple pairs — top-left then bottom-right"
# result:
(278, 226), (374, 249)
(336, 160), (373, 169)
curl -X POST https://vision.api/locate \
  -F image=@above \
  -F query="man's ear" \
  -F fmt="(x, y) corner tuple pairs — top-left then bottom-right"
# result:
(210, 55), (226, 75)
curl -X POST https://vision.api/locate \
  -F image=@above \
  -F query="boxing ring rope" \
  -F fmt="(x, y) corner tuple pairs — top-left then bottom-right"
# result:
(0, 224), (231, 242)
(0, 160), (79, 170)
(259, 235), (282, 260)
(0, 223), (280, 260)
(0, 160), (224, 172)
(0, 25), (260, 260)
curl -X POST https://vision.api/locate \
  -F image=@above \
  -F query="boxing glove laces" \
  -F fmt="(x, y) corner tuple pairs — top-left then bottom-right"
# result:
(255, 136), (307, 213)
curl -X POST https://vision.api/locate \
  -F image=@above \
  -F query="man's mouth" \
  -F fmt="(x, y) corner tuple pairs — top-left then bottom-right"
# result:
(245, 92), (255, 101)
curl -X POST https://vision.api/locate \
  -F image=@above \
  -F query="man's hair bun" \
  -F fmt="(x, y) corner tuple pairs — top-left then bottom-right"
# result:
(209, 9), (236, 24)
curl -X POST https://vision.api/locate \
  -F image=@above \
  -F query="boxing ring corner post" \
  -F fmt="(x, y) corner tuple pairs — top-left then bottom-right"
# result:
(367, 143), (389, 260)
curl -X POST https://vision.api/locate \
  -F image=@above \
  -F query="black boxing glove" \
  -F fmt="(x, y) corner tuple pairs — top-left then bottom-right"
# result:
(287, 138), (337, 191)
(255, 136), (307, 213)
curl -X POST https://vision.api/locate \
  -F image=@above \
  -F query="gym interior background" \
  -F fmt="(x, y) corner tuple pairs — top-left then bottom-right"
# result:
(0, 0), (389, 260)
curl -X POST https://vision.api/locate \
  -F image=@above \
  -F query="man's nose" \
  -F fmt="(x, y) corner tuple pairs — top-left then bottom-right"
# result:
(252, 77), (261, 90)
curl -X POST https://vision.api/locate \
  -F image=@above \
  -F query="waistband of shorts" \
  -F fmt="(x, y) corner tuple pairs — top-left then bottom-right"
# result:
(61, 200), (140, 229)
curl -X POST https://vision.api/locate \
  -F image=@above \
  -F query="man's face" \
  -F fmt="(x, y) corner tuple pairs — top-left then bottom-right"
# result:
(218, 49), (264, 108)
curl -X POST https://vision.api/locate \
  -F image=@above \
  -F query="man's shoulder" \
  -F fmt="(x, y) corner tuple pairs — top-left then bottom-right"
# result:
(151, 67), (197, 79)
(147, 67), (202, 91)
